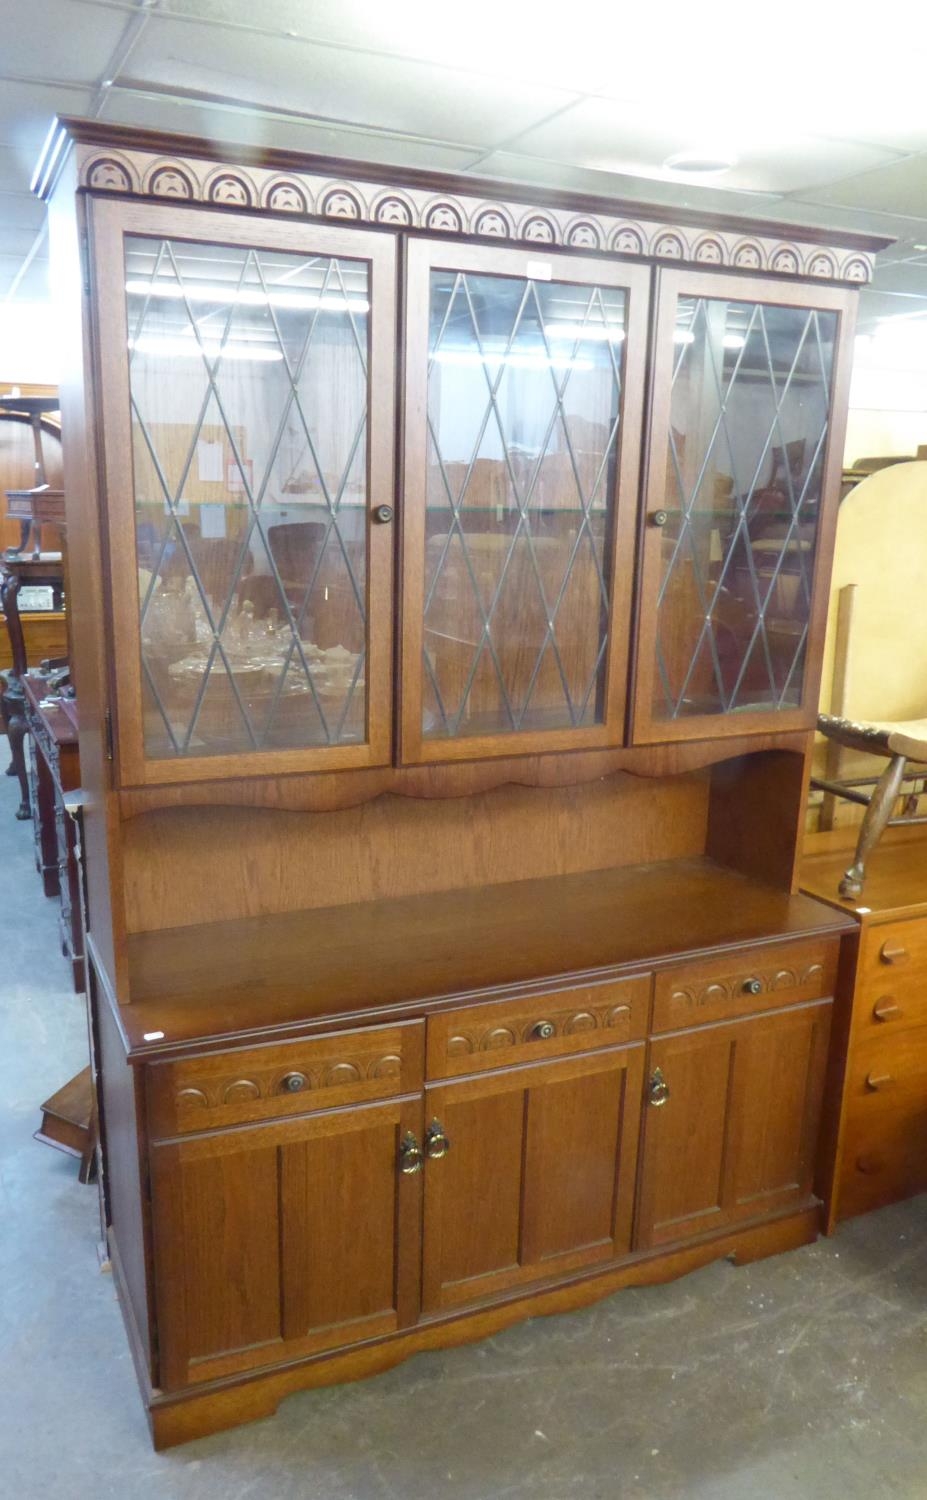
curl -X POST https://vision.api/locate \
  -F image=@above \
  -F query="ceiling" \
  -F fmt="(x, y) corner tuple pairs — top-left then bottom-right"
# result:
(4, 0), (927, 334)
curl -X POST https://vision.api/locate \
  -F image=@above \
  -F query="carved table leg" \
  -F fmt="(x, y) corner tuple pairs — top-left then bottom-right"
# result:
(0, 676), (30, 819)
(840, 753), (907, 899)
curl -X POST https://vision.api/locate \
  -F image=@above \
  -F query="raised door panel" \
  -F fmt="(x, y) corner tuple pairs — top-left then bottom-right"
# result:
(151, 1097), (422, 1389)
(422, 1045), (644, 1313)
(90, 196), (397, 785)
(635, 1028), (735, 1248)
(400, 238), (650, 765)
(636, 1000), (832, 1250)
(632, 269), (856, 745)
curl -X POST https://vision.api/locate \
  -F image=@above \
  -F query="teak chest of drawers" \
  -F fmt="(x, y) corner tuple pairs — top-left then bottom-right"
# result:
(802, 826), (927, 1222)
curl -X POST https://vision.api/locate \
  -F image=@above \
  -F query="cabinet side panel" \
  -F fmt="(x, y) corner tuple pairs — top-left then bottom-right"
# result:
(96, 975), (153, 1376)
(706, 747), (811, 892)
(47, 168), (128, 990)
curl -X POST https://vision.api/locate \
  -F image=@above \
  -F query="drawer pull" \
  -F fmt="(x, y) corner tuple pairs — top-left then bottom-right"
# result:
(530, 1020), (556, 1041)
(742, 978), (763, 996)
(648, 1068), (670, 1108)
(872, 999), (902, 1023)
(880, 941), (909, 966)
(398, 1132), (424, 1175)
(424, 1119), (451, 1160)
(280, 1071), (308, 1093)
(865, 1071), (895, 1092)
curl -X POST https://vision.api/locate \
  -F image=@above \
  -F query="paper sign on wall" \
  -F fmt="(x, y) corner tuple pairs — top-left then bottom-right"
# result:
(199, 504), (227, 539)
(196, 439), (223, 482)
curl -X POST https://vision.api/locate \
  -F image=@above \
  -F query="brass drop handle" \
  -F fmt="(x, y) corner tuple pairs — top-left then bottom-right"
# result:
(648, 1067), (670, 1107)
(280, 1071), (308, 1093)
(865, 1071), (895, 1092)
(398, 1132), (424, 1175)
(530, 1020), (556, 1041)
(651, 509), (669, 527)
(373, 504), (394, 524)
(742, 978), (763, 996)
(424, 1118), (451, 1160)
(872, 998), (902, 1022)
(880, 941), (909, 966)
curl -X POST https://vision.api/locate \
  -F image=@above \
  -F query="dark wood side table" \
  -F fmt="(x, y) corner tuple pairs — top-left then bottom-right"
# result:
(0, 554), (65, 818)
(22, 674), (83, 990)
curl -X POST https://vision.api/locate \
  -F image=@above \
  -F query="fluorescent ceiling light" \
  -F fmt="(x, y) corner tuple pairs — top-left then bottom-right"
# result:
(546, 323), (626, 343)
(125, 280), (369, 313)
(664, 149), (738, 175)
(129, 336), (284, 362)
(723, 334), (746, 349)
(433, 350), (594, 371)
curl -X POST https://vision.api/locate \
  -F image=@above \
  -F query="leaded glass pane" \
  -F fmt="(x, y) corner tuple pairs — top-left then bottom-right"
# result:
(423, 269), (626, 740)
(125, 235), (370, 758)
(653, 297), (837, 721)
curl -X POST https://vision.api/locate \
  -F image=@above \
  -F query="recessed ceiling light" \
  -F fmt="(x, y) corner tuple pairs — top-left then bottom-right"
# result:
(664, 150), (738, 176)
(914, 243), (927, 252)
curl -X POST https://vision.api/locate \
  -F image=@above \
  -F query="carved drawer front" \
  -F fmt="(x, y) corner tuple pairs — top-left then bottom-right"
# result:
(652, 938), (838, 1034)
(146, 1020), (424, 1139)
(855, 917), (927, 1038)
(426, 975), (650, 1081)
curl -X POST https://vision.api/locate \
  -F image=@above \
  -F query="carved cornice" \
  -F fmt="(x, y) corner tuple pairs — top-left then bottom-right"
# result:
(38, 115), (881, 285)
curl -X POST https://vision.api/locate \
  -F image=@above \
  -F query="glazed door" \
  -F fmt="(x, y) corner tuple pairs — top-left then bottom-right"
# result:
(150, 1096), (423, 1389)
(421, 1044), (645, 1313)
(91, 197), (397, 784)
(636, 1000), (832, 1249)
(400, 239), (650, 763)
(632, 269), (856, 744)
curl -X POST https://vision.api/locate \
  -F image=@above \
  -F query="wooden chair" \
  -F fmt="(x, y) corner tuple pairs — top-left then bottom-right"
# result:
(813, 459), (927, 896)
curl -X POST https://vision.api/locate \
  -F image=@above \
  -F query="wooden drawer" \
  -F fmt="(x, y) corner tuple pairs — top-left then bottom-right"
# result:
(854, 917), (927, 1038)
(838, 1025), (927, 1219)
(653, 938), (838, 1034)
(146, 1020), (425, 1138)
(426, 975), (650, 1080)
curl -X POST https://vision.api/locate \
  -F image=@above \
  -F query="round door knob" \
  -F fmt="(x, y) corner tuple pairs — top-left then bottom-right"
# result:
(872, 998), (902, 1023)
(530, 1020), (556, 1041)
(373, 504), (394, 524)
(280, 1071), (307, 1093)
(651, 509), (669, 527)
(865, 1071), (895, 1092)
(880, 941), (909, 965)
(742, 978), (763, 996)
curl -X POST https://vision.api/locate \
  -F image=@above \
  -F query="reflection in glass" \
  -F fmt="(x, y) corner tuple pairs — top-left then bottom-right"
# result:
(653, 297), (837, 720)
(423, 270), (627, 739)
(125, 234), (370, 759)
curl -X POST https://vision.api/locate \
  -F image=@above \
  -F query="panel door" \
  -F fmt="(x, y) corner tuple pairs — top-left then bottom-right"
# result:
(400, 238), (650, 764)
(421, 1044), (645, 1313)
(636, 999), (832, 1249)
(150, 1096), (422, 1389)
(91, 196), (397, 784)
(632, 269), (857, 744)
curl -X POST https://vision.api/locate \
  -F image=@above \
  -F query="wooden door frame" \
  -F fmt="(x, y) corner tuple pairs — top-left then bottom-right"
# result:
(398, 236), (651, 765)
(630, 268), (858, 746)
(88, 195), (398, 786)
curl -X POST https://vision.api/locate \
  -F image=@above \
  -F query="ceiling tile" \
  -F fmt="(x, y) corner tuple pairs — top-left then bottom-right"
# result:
(3, 0), (131, 85)
(470, 149), (786, 221)
(0, 252), (50, 299)
(505, 97), (901, 196)
(0, 192), (47, 229)
(102, 89), (483, 171)
(123, 17), (578, 149)
(0, 81), (95, 188)
(799, 154), (927, 215)
(156, 0), (615, 92)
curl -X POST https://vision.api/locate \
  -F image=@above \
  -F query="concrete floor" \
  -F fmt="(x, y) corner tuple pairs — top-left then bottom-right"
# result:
(1, 771), (926, 1499)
